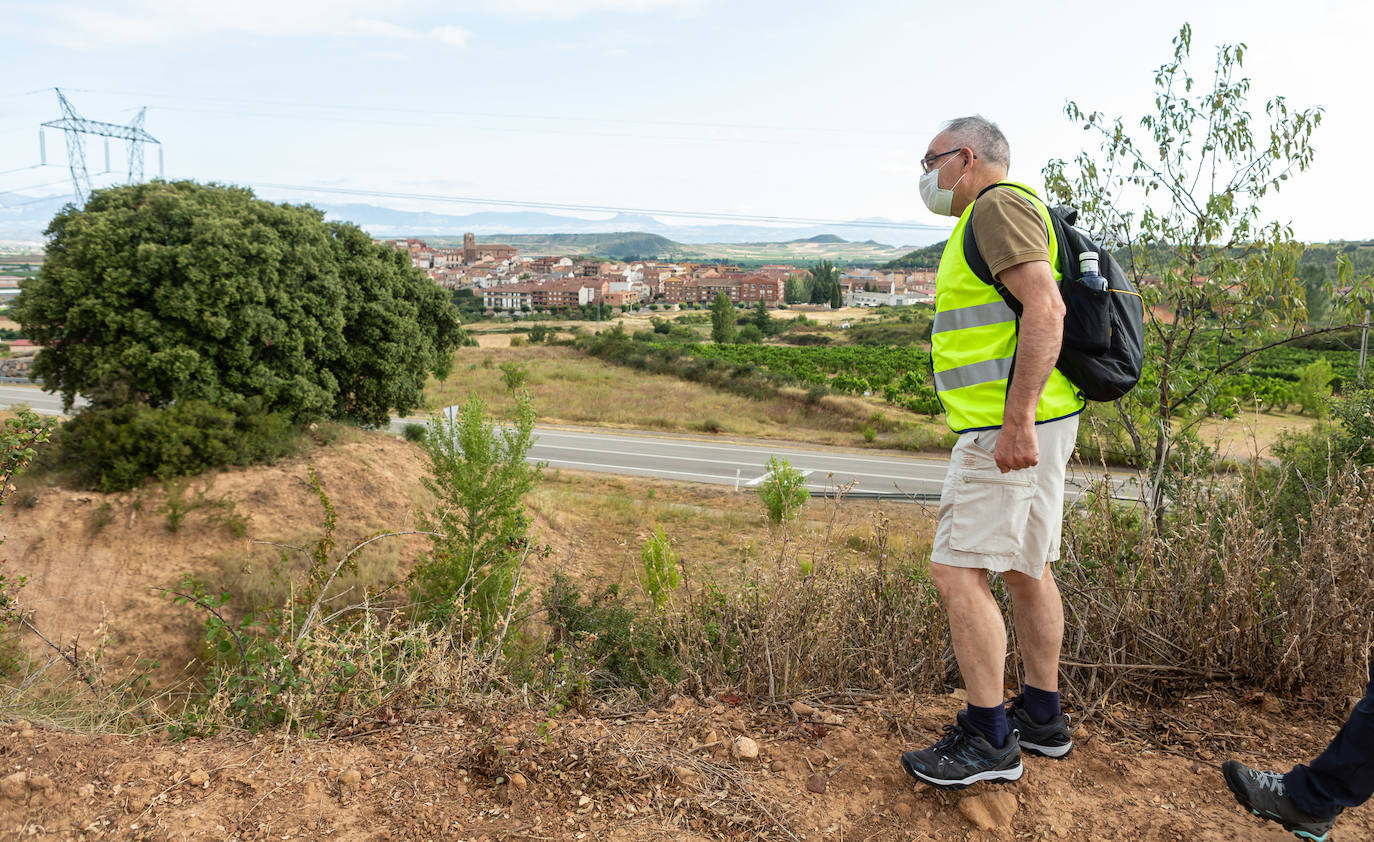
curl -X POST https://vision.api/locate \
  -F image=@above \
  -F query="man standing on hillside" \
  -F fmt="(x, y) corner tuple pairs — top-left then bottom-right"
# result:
(898, 116), (1085, 790)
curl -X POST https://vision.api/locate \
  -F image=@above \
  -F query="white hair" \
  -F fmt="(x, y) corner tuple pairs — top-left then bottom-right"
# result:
(942, 115), (1010, 170)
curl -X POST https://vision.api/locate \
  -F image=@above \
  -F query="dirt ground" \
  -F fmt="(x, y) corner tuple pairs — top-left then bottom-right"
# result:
(0, 434), (439, 689)
(2, 688), (1370, 841)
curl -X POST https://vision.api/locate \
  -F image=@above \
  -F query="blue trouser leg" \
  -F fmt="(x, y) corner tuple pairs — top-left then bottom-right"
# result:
(1285, 662), (1374, 819)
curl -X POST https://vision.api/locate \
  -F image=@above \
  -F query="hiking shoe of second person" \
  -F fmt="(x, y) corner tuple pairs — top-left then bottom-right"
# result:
(899, 710), (1023, 790)
(1222, 760), (1340, 842)
(1005, 694), (1073, 758)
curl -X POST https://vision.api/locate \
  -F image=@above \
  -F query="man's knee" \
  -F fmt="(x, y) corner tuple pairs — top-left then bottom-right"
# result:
(930, 562), (985, 599)
(1003, 568), (1056, 600)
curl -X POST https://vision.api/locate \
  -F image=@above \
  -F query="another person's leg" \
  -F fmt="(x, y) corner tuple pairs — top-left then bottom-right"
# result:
(1286, 662), (1374, 816)
(1223, 662), (1373, 841)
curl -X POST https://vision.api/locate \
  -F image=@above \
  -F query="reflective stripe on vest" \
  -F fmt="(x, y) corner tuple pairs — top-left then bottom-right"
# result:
(931, 182), (1085, 433)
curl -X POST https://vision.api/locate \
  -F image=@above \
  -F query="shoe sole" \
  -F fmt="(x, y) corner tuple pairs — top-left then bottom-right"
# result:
(900, 756), (1024, 791)
(1222, 763), (1331, 842)
(1019, 739), (1073, 759)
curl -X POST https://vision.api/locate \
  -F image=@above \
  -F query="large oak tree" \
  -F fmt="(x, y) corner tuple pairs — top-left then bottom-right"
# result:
(14, 181), (463, 427)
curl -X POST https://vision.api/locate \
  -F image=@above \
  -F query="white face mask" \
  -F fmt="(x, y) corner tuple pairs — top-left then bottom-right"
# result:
(918, 153), (966, 217)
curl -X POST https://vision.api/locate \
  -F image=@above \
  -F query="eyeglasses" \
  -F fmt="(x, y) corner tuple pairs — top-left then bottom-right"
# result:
(920, 148), (963, 173)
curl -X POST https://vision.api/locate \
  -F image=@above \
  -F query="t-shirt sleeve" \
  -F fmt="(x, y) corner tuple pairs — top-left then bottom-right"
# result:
(970, 188), (1051, 280)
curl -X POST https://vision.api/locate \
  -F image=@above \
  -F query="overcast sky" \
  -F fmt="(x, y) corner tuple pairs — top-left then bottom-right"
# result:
(3, 0), (1369, 242)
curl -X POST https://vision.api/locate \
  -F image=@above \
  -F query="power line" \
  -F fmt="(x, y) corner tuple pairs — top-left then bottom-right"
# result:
(0, 178), (73, 195)
(0, 164), (45, 177)
(0, 192), (71, 209)
(250, 182), (952, 232)
(147, 104), (908, 151)
(71, 87), (926, 138)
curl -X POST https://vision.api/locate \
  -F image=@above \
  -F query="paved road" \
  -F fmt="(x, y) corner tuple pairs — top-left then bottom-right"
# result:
(0, 384), (85, 415)
(393, 414), (1140, 503)
(0, 385), (1138, 502)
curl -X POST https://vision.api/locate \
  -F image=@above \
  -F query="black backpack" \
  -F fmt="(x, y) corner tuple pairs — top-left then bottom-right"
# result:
(962, 183), (1145, 402)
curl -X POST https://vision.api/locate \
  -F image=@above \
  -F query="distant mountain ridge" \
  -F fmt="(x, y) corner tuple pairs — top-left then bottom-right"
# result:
(0, 191), (948, 250)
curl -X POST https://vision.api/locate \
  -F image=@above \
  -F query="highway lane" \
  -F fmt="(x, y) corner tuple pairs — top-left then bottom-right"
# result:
(0, 384), (86, 415)
(394, 416), (1141, 503)
(525, 426), (950, 499)
(0, 385), (1139, 502)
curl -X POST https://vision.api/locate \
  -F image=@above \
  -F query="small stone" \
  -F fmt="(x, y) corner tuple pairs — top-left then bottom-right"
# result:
(338, 769), (362, 787)
(1, 771), (28, 800)
(453, 781), (468, 796)
(702, 729), (719, 746)
(957, 791), (1017, 830)
(578, 795), (592, 808)
(509, 773), (528, 791)
(187, 769), (210, 787)
(790, 701), (816, 718)
(891, 802), (913, 819)
(770, 760), (786, 773)
(500, 735), (520, 747)
(732, 737), (759, 760)
(805, 773), (827, 794)
(673, 766), (700, 786)
(821, 713), (844, 726)
(78, 783), (96, 799)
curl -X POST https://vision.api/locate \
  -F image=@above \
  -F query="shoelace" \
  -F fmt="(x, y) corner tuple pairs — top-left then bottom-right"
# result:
(1255, 770), (1287, 796)
(931, 724), (970, 754)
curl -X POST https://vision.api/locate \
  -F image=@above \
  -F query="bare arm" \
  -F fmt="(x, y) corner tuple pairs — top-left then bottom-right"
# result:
(994, 259), (1064, 472)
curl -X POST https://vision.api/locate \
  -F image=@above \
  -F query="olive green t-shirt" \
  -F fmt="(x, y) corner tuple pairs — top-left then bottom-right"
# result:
(969, 186), (1051, 280)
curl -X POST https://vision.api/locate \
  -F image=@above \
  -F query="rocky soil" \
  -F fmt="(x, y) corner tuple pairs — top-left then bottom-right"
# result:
(3, 689), (1370, 841)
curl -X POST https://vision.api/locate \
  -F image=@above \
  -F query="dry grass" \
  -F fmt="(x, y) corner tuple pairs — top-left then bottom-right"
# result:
(426, 344), (946, 448)
(1194, 407), (1318, 462)
(527, 469), (937, 592)
(1058, 461), (1374, 711)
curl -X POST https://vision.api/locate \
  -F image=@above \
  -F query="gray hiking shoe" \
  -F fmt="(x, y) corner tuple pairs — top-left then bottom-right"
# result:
(1005, 694), (1073, 758)
(1222, 760), (1340, 842)
(899, 710), (1023, 790)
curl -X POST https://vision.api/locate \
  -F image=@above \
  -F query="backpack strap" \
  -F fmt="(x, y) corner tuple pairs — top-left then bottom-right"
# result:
(961, 182), (1041, 315)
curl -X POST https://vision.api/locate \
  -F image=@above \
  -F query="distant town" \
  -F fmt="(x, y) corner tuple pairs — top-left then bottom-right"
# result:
(377, 233), (937, 312)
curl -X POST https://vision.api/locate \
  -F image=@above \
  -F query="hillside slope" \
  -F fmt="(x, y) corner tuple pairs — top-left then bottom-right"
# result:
(1, 690), (1367, 840)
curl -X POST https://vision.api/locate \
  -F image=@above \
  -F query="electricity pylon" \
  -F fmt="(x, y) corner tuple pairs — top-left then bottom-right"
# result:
(40, 88), (161, 205)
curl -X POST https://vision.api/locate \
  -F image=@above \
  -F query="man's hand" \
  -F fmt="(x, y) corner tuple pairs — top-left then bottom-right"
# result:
(994, 418), (1039, 473)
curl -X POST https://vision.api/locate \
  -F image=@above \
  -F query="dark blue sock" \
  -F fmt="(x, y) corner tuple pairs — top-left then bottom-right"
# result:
(1022, 684), (1061, 725)
(967, 703), (1009, 749)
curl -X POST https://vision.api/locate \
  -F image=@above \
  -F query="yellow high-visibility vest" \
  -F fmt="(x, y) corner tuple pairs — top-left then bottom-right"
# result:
(931, 183), (1085, 433)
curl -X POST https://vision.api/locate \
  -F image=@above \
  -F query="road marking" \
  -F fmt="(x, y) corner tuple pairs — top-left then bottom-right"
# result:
(535, 456), (745, 484)
(745, 468), (814, 487)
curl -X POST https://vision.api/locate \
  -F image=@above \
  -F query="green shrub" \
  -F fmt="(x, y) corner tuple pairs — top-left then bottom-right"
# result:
(639, 527), (680, 609)
(757, 455), (810, 526)
(498, 360), (529, 392)
(1293, 357), (1335, 417)
(409, 393), (541, 636)
(49, 400), (299, 492)
(543, 573), (679, 695)
(402, 423), (427, 444)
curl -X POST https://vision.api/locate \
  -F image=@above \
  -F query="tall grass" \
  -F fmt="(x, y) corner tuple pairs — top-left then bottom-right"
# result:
(7, 420), (1372, 734)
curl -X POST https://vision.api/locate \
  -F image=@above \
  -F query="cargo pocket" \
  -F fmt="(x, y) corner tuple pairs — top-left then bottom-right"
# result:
(948, 467), (1036, 556)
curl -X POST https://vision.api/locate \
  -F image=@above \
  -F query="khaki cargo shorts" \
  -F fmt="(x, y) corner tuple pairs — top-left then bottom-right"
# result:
(929, 414), (1080, 579)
